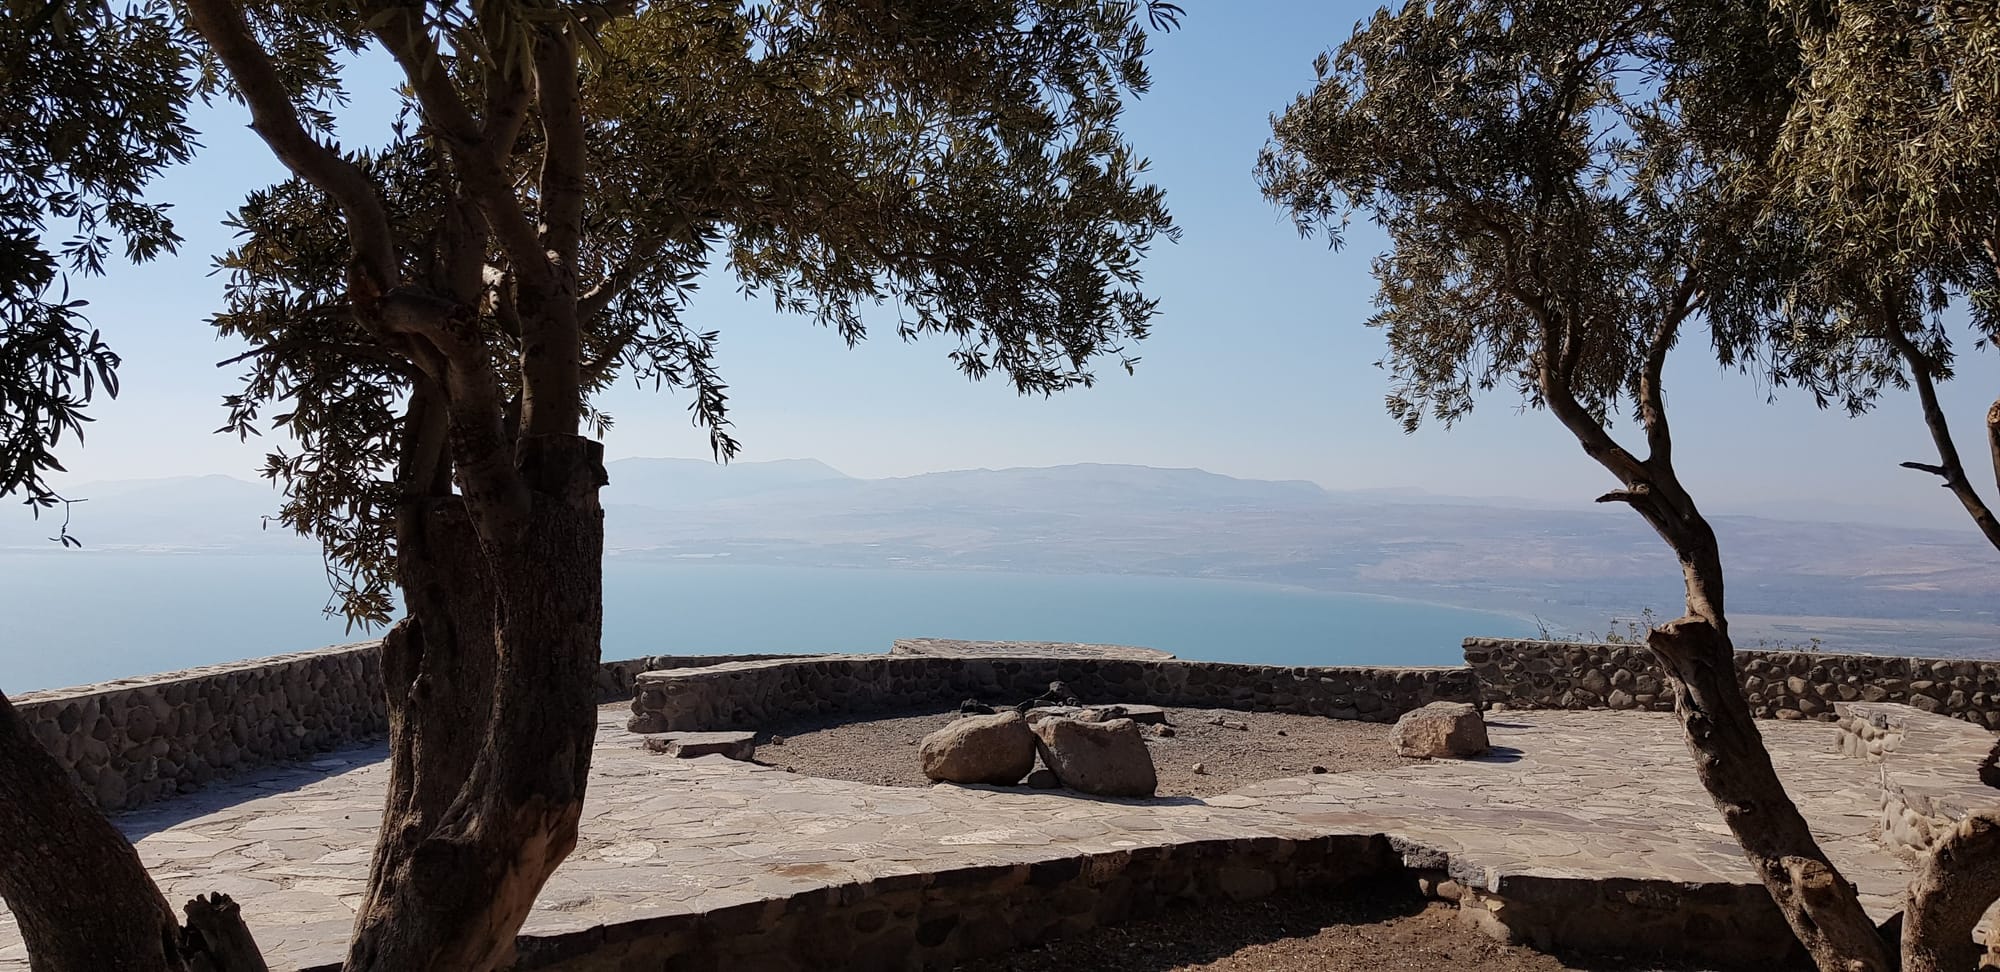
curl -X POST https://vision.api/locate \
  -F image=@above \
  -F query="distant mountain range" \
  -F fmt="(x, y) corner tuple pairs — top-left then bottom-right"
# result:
(7, 458), (1999, 656)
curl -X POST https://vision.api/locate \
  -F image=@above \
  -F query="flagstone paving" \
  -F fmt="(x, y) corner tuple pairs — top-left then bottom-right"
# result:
(0, 707), (1983, 970)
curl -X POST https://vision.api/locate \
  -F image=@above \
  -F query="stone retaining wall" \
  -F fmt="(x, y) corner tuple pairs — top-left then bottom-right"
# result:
(10, 643), (389, 811)
(1465, 638), (2000, 729)
(630, 654), (1480, 734)
(1835, 701), (2000, 859)
(503, 837), (1400, 972)
(16, 644), (815, 812)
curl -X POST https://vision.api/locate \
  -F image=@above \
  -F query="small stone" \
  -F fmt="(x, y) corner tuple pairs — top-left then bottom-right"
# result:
(1274, 729), (1288, 736)
(1083, 704), (1168, 725)
(1208, 716), (1250, 731)
(1192, 762), (1208, 775)
(1151, 725), (1176, 738)
(769, 735), (786, 747)
(1023, 706), (1085, 726)
(1311, 765), (1328, 774)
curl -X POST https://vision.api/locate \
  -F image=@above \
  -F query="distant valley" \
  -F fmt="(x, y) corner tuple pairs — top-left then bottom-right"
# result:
(6, 458), (1999, 657)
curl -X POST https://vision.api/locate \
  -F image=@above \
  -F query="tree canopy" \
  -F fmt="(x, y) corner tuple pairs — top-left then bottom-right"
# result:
(1255, 2), (1907, 967)
(0, 0), (197, 533)
(207, 0), (1181, 623)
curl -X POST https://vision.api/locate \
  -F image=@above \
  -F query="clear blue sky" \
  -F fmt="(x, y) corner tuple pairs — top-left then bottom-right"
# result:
(47, 1), (2000, 531)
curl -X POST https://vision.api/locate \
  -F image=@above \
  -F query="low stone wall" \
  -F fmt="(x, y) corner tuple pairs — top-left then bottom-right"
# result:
(630, 654), (1480, 734)
(11, 643), (389, 811)
(504, 836), (1400, 972)
(1465, 638), (2000, 729)
(17, 644), (815, 812)
(594, 653), (811, 702)
(1836, 701), (2000, 859)
(890, 637), (1176, 661)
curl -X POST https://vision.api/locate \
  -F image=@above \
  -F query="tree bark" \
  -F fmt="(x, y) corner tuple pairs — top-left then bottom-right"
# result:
(343, 434), (605, 972)
(1647, 618), (1895, 972)
(1530, 302), (1894, 972)
(0, 691), (190, 972)
(1903, 811), (2000, 972)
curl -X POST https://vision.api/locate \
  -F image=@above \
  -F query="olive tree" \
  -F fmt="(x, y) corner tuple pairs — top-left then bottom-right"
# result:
(1, 1), (1181, 969)
(1750, 0), (2000, 966)
(1256, 1), (1900, 967)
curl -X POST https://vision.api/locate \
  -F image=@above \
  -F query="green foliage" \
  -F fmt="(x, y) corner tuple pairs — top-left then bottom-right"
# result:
(208, 0), (1181, 623)
(1764, 0), (1998, 426)
(1254, 0), (1767, 436)
(0, 0), (197, 533)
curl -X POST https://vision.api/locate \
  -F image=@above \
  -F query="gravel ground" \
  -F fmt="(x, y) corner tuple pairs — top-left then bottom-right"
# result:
(755, 706), (1414, 797)
(958, 885), (1739, 972)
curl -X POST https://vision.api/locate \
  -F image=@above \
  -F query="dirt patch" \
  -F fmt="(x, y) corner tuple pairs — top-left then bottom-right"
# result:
(958, 885), (1735, 971)
(755, 706), (1414, 797)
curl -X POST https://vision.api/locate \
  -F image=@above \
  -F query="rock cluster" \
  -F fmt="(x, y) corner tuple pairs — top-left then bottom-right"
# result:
(918, 705), (1161, 797)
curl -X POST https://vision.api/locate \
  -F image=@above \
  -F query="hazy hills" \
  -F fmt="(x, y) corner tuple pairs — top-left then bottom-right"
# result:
(6, 458), (1998, 656)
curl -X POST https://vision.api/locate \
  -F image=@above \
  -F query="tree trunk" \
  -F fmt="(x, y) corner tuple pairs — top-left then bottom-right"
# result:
(0, 691), (191, 972)
(1647, 617), (1895, 972)
(343, 434), (605, 972)
(1903, 811), (2000, 972)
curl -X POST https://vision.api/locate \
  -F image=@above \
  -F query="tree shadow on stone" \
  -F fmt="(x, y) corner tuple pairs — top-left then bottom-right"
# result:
(967, 876), (1775, 972)
(112, 740), (387, 840)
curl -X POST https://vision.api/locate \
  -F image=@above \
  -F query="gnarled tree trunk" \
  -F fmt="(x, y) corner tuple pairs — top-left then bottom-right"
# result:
(0, 694), (268, 972)
(0, 691), (189, 972)
(344, 434), (606, 972)
(1537, 306), (1894, 971)
(1647, 617), (1893, 971)
(1903, 811), (2000, 972)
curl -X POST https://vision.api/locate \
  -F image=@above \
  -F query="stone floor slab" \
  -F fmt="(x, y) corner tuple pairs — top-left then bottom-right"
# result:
(0, 707), (1988, 970)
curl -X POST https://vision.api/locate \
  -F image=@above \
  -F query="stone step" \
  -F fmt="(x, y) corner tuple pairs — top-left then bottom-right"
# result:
(635, 730), (757, 761)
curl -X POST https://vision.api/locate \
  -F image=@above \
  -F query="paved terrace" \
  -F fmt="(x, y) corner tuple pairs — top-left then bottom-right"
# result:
(0, 706), (1985, 970)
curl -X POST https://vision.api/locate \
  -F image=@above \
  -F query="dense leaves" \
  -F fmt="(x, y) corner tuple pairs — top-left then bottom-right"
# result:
(208, 0), (1179, 623)
(1257, 0), (1813, 443)
(0, 0), (196, 531)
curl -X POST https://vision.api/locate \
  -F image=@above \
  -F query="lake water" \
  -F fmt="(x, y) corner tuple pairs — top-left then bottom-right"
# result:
(0, 551), (1532, 693)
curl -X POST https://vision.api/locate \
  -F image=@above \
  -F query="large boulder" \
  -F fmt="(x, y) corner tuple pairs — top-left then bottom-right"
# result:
(920, 711), (1037, 785)
(1033, 717), (1157, 797)
(1392, 702), (1490, 759)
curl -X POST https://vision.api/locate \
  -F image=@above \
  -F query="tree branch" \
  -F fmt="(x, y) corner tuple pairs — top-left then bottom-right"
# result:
(1881, 318), (2000, 551)
(181, 0), (398, 293)
(364, 3), (550, 292)
(518, 25), (586, 438)
(1638, 275), (1700, 468)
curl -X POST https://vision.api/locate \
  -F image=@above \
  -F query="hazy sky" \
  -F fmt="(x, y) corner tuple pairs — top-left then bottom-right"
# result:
(42, 2), (2000, 531)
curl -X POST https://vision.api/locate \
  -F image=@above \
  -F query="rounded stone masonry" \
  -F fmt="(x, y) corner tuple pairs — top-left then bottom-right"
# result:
(1465, 637), (2000, 730)
(16, 644), (802, 812)
(629, 654), (1481, 735)
(10, 642), (390, 812)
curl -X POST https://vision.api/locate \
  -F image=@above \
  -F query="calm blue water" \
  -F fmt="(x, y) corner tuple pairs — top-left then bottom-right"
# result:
(0, 552), (1532, 692)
